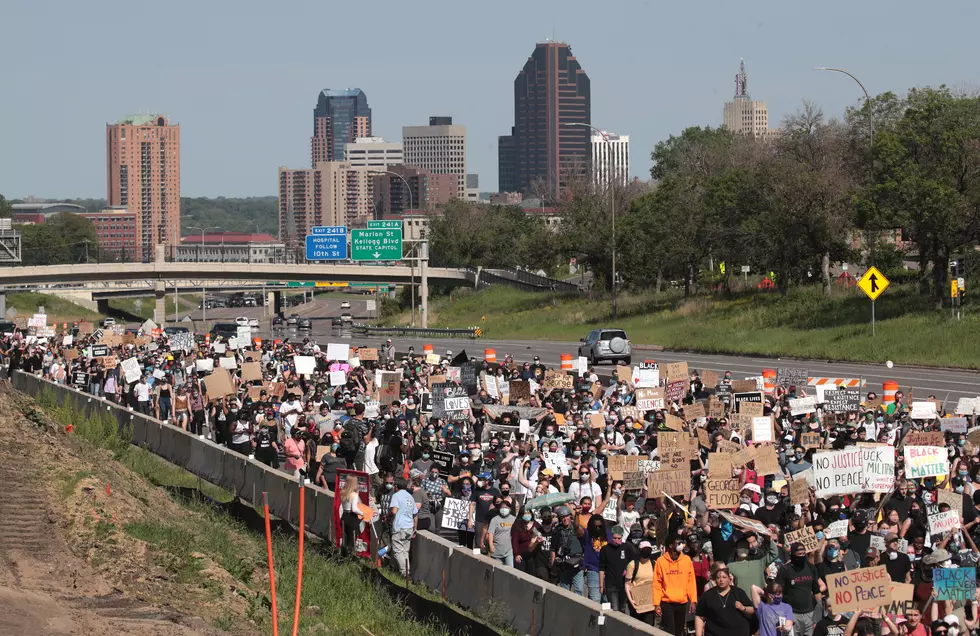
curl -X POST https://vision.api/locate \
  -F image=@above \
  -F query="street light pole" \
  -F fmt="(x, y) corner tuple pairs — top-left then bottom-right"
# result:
(187, 225), (219, 322)
(565, 122), (617, 319)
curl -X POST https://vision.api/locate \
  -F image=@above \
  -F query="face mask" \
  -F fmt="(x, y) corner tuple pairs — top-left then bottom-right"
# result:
(462, 485), (472, 492)
(791, 555), (806, 567)
(501, 489), (511, 496)
(889, 551), (898, 560)
(573, 450), (582, 458)
(815, 531), (825, 540)
(385, 483), (393, 490)
(748, 546), (761, 557)
(477, 480), (485, 488)
(522, 514), (532, 521)
(422, 453), (430, 459)
(741, 496), (751, 504)
(613, 488), (623, 496)
(499, 507), (511, 517)
(826, 548), (839, 559)
(639, 548), (653, 559)
(838, 541), (850, 551)
(956, 486), (965, 493)
(677, 543), (687, 553)
(580, 474), (590, 482)
(959, 470), (969, 477)
(580, 505), (591, 513)
(794, 453), (803, 461)
(430, 472), (439, 480)
(766, 496), (779, 506)
(770, 595), (783, 605)
(460, 458), (469, 464)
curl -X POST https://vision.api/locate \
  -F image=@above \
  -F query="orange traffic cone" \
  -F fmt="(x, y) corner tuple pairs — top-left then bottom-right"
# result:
(105, 482), (111, 496)
(66, 423), (73, 433)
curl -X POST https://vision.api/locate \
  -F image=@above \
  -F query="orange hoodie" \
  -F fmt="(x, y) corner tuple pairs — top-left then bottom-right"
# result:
(652, 551), (698, 605)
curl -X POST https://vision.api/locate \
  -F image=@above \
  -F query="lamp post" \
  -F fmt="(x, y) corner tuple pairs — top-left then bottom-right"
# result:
(187, 225), (219, 321)
(813, 67), (873, 147)
(564, 122), (618, 319)
(370, 170), (418, 323)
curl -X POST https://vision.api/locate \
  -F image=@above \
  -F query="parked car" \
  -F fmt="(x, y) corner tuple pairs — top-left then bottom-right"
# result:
(287, 314), (299, 326)
(235, 317), (250, 327)
(243, 297), (257, 307)
(578, 328), (631, 365)
(340, 300), (351, 310)
(298, 318), (312, 330)
(102, 317), (116, 327)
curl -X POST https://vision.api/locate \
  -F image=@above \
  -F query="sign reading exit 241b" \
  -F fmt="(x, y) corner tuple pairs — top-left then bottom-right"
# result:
(305, 226), (347, 260)
(351, 228), (402, 261)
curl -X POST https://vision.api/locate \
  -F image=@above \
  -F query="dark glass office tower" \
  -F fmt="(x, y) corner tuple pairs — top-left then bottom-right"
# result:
(311, 89), (372, 165)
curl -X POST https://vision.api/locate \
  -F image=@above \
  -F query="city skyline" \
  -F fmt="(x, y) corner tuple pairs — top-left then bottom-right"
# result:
(3, 0), (979, 198)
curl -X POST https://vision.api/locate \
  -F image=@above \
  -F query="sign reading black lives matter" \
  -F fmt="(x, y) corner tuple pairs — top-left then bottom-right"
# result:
(431, 383), (469, 422)
(824, 388), (861, 413)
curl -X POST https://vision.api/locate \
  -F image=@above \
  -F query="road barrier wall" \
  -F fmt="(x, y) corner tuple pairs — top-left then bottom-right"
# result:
(13, 372), (667, 636)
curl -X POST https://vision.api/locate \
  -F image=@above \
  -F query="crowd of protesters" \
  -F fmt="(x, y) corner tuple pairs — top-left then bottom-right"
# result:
(8, 321), (980, 636)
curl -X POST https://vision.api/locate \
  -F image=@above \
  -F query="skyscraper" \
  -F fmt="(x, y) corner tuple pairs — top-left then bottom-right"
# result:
(498, 41), (591, 197)
(278, 162), (376, 242)
(402, 117), (467, 200)
(722, 60), (780, 141)
(106, 114), (180, 262)
(311, 89), (372, 165)
(591, 131), (630, 187)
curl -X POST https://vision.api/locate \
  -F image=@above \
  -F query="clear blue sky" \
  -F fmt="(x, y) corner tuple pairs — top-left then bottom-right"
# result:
(2, 0), (978, 199)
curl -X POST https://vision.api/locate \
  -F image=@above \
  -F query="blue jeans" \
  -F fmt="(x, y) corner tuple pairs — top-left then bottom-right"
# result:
(584, 570), (600, 602)
(558, 566), (584, 595)
(494, 553), (514, 567)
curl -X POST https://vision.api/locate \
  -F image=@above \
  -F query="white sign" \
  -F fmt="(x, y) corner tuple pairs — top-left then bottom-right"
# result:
(441, 498), (472, 530)
(227, 337), (240, 350)
(746, 376), (764, 392)
(812, 448), (864, 498)
(195, 358), (214, 372)
(576, 356), (589, 376)
(152, 369), (165, 380)
(121, 357), (141, 383)
(955, 398), (979, 415)
(294, 355), (316, 375)
(752, 416), (773, 443)
(543, 451), (569, 475)
(219, 356), (237, 369)
(789, 397), (817, 416)
(62, 335), (73, 346)
(911, 401), (938, 420)
(329, 370), (347, 386)
(860, 445), (895, 493)
(741, 265), (750, 273)
(929, 510), (961, 535)
(636, 365), (659, 389)
(326, 343), (349, 361)
(213, 342), (227, 354)
(904, 445), (949, 479)
(824, 519), (849, 539)
(237, 326), (251, 344)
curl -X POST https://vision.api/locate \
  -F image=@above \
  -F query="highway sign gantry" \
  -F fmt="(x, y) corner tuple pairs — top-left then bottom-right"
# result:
(858, 266), (889, 301)
(305, 226), (348, 260)
(351, 228), (403, 261)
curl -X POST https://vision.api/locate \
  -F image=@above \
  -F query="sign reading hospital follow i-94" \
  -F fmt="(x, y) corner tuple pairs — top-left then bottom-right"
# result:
(305, 226), (348, 260)
(351, 228), (403, 261)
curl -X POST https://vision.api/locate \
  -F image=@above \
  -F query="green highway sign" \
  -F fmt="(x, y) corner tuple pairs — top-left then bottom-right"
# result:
(286, 281), (316, 287)
(351, 229), (403, 261)
(367, 220), (403, 229)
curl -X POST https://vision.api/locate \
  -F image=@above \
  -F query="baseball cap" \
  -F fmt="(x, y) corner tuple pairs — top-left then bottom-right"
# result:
(639, 541), (653, 550)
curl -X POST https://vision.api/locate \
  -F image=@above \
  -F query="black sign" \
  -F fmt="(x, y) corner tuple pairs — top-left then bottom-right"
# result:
(777, 367), (809, 389)
(431, 450), (455, 477)
(72, 371), (89, 387)
(432, 384), (469, 422)
(733, 392), (763, 408)
(459, 362), (479, 395)
(715, 384), (732, 405)
(92, 329), (104, 342)
(91, 344), (109, 357)
(420, 392), (432, 413)
(824, 388), (861, 413)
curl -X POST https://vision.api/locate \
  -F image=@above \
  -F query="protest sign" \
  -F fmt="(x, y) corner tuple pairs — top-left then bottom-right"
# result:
(91, 344), (109, 357)
(240, 361), (262, 382)
(934, 567), (976, 601)
(431, 450), (454, 477)
(293, 356), (316, 375)
(661, 362), (688, 381)
(685, 403), (706, 422)
(955, 397), (979, 416)
(636, 387), (666, 411)
(790, 476), (810, 504)
(880, 583), (915, 616)
(701, 370), (719, 389)
(630, 581), (654, 614)
(715, 384), (733, 406)
(325, 343), (349, 361)
(608, 455), (640, 481)
(378, 371), (401, 406)
(904, 431), (944, 447)
(101, 355), (118, 369)
(708, 398), (725, 420)
(665, 381), (686, 402)
(789, 397), (817, 416)
(218, 356), (237, 370)
(717, 439), (741, 454)
(704, 477), (740, 509)
(903, 445), (949, 479)
(203, 368), (235, 399)
(754, 445), (781, 476)
(121, 357), (141, 383)
(509, 380), (531, 404)
(195, 358), (214, 372)
(543, 452), (569, 476)
(638, 460), (660, 475)
(636, 362), (659, 388)
(812, 448), (864, 497)
(729, 380), (757, 394)
(825, 566), (891, 613)
(824, 519), (849, 539)
(752, 416), (774, 443)
(709, 453), (734, 477)
(659, 432), (695, 468)
(696, 428), (711, 448)
(735, 394), (764, 416)
(664, 413), (686, 432)
(585, 412), (604, 430)
(441, 498), (472, 530)
(777, 367), (809, 389)
(717, 511), (772, 536)
(928, 510), (961, 535)
(622, 471), (646, 492)
(72, 370), (88, 387)
(824, 388), (861, 413)
(860, 444), (895, 493)
(940, 417), (968, 433)
(732, 445), (756, 468)
(785, 526), (820, 553)
(432, 384), (469, 422)
(646, 469), (689, 498)
(543, 371), (574, 391)
(329, 370), (347, 386)
(910, 401), (938, 420)
(802, 432), (822, 449)
(615, 365), (633, 385)
(937, 489), (963, 515)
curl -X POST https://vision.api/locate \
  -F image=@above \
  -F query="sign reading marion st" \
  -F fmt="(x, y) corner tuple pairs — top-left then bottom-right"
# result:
(351, 229), (403, 261)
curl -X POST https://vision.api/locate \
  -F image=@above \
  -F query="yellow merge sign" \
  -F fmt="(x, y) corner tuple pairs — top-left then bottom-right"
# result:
(858, 267), (889, 301)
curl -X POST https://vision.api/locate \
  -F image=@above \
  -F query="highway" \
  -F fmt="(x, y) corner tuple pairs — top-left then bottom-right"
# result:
(151, 294), (980, 405)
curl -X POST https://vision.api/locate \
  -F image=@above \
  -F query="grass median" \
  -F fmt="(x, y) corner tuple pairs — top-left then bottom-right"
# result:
(387, 284), (980, 369)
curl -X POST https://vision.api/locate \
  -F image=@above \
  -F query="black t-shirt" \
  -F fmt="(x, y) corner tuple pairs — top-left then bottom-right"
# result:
(846, 530), (872, 557)
(599, 542), (637, 590)
(817, 559), (845, 584)
(885, 494), (913, 522)
(709, 525), (736, 564)
(884, 550), (912, 582)
(470, 487), (499, 523)
(775, 562), (820, 613)
(753, 503), (785, 527)
(813, 615), (849, 636)
(695, 586), (752, 636)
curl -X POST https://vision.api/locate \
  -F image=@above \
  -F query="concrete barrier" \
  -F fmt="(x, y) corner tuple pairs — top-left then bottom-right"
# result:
(491, 566), (546, 636)
(412, 531), (454, 594)
(13, 373), (677, 636)
(540, 585), (602, 636)
(446, 547), (495, 609)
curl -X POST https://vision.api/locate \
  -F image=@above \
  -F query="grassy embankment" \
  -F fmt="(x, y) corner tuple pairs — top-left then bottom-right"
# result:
(30, 386), (513, 635)
(387, 284), (980, 369)
(7, 291), (102, 323)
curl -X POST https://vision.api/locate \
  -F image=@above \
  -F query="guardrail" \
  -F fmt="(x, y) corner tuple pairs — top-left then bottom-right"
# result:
(352, 324), (482, 338)
(11, 372), (665, 636)
(473, 267), (585, 295)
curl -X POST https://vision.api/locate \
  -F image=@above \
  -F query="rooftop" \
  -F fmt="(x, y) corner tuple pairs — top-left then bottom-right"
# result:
(319, 88), (366, 98)
(12, 202), (86, 213)
(180, 232), (280, 245)
(115, 114), (170, 126)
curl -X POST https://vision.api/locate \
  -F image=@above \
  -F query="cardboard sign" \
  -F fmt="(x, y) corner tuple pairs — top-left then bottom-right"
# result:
(659, 432), (695, 468)
(934, 567), (976, 601)
(665, 381), (686, 402)
(636, 387), (666, 412)
(646, 469), (690, 498)
(661, 362), (688, 382)
(904, 431), (944, 447)
(615, 365), (633, 385)
(509, 380), (531, 404)
(904, 445), (949, 479)
(708, 398), (725, 420)
(709, 452), (734, 477)
(608, 455), (640, 481)
(802, 432), (822, 449)
(825, 566), (891, 613)
(664, 413), (686, 432)
(790, 475), (810, 504)
(427, 374), (446, 390)
(732, 445), (756, 468)
(588, 413), (605, 429)
(701, 370), (719, 389)
(101, 355), (118, 369)
(696, 428), (711, 448)
(716, 439), (741, 454)
(941, 417), (968, 433)
(621, 471), (646, 492)
(937, 488), (963, 515)
(358, 347), (379, 362)
(379, 371), (402, 406)
(241, 361), (263, 382)
(704, 476), (740, 509)
(777, 367), (809, 389)
(203, 367), (235, 399)
(785, 526), (820, 553)
(812, 448), (864, 497)
(684, 403), (706, 422)
(730, 380), (758, 393)
(630, 581), (654, 614)
(543, 371), (574, 391)
(754, 445), (781, 476)
(928, 510), (961, 535)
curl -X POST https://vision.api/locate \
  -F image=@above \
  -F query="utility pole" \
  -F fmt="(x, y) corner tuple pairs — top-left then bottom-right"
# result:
(420, 237), (429, 329)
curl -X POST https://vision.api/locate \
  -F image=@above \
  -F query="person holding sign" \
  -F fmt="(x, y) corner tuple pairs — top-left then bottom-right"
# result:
(750, 582), (794, 636)
(775, 542), (821, 636)
(695, 565), (754, 636)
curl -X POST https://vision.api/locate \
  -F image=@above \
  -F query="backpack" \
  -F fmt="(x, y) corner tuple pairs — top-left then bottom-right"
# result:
(338, 420), (358, 458)
(375, 434), (398, 473)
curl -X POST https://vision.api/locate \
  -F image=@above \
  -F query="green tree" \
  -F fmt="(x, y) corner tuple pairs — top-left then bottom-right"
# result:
(427, 201), (557, 269)
(0, 194), (11, 218)
(20, 213), (99, 265)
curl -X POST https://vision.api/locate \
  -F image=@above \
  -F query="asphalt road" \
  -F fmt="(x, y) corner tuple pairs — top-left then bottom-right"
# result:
(143, 294), (980, 405)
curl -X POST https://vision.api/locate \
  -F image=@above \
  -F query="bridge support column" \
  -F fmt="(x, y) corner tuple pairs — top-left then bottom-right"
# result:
(154, 281), (166, 325)
(0, 289), (5, 318)
(273, 291), (283, 316)
(265, 291), (274, 316)
(420, 240), (429, 329)
(96, 298), (110, 314)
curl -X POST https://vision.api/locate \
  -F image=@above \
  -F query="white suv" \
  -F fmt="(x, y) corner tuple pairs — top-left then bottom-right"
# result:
(578, 329), (631, 365)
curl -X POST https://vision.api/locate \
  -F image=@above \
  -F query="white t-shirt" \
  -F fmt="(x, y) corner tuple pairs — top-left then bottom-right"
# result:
(281, 399), (302, 434)
(569, 480), (602, 504)
(231, 420), (250, 445)
(363, 438), (379, 476)
(135, 382), (150, 402)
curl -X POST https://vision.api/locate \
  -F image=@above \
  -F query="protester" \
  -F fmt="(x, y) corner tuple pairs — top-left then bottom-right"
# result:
(695, 565), (754, 636)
